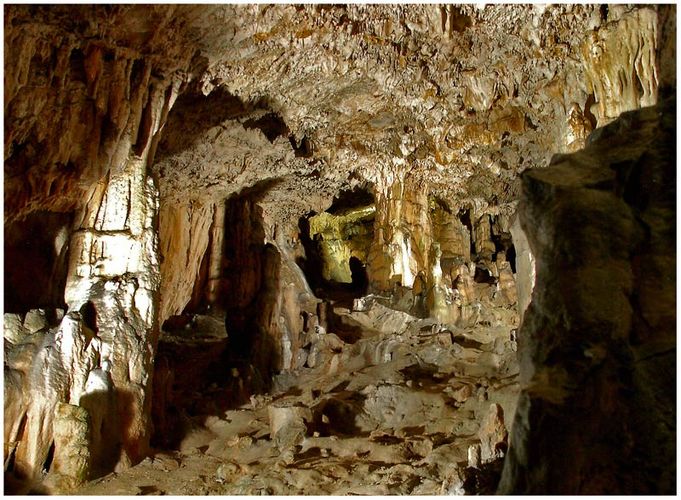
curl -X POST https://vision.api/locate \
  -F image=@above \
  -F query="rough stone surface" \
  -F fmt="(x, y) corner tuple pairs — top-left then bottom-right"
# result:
(5, 6), (177, 476)
(45, 403), (92, 492)
(478, 403), (508, 463)
(581, 7), (659, 126)
(23, 309), (50, 334)
(509, 216), (535, 325)
(499, 95), (676, 495)
(268, 405), (312, 453)
(4, 6), (193, 224)
(74, 296), (520, 495)
(158, 200), (216, 322)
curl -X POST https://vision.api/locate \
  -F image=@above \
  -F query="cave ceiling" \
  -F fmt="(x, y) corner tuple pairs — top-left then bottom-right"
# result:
(6, 4), (650, 224)
(158, 4), (601, 217)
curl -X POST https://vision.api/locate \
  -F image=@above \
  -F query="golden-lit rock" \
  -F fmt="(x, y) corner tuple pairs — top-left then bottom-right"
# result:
(581, 7), (658, 126)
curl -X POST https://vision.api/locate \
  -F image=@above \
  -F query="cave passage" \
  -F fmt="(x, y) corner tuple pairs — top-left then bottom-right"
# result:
(152, 187), (282, 449)
(298, 186), (375, 304)
(4, 4), (674, 496)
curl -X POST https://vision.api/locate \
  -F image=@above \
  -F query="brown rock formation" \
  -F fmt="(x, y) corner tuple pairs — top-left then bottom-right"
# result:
(499, 94), (676, 494)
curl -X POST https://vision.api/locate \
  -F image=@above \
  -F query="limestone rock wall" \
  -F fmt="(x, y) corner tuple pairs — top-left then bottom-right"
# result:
(6, 139), (165, 484)
(4, 311), (106, 485)
(581, 7), (659, 127)
(4, 5), (194, 224)
(4, 6), (191, 483)
(367, 173), (432, 292)
(158, 200), (216, 322)
(61, 79), (176, 474)
(431, 200), (471, 265)
(498, 95), (675, 494)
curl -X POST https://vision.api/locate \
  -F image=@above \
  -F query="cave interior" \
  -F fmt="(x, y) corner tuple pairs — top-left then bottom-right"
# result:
(2, 4), (676, 496)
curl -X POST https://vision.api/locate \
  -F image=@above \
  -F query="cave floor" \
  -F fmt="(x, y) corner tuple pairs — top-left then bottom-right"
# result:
(75, 299), (519, 495)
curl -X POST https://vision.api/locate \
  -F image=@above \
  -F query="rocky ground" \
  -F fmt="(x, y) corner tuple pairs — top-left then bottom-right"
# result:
(75, 296), (518, 495)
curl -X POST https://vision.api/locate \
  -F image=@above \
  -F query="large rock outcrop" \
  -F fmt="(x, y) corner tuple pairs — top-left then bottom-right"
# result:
(498, 94), (675, 494)
(4, 5), (189, 483)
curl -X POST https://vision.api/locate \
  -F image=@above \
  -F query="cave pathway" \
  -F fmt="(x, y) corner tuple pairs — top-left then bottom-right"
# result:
(76, 299), (519, 495)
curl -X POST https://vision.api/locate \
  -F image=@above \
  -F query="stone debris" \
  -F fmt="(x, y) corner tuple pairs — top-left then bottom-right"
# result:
(268, 404), (312, 452)
(23, 309), (49, 334)
(73, 295), (519, 495)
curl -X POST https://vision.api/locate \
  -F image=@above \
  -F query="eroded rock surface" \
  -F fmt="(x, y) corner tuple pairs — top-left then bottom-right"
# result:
(499, 95), (676, 495)
(3, 3), (674, 496)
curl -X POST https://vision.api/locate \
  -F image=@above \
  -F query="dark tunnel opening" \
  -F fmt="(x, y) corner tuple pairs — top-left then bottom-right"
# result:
(4, 211), (73, 314)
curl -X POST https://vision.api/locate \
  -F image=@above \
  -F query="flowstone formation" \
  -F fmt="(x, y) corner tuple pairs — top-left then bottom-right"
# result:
(3, 4), (674, 496)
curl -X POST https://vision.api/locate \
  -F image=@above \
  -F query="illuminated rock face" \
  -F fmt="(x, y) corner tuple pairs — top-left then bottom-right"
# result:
(3, 4), (674, 494)
(158, 200), (216, 322)
(4, 101), (168, 483)
(368, 175), (432, 291)
(4, 7), (183, 480)
(63, 155), (162, 474)
(309, 205), (375, 284)
(581, 7), (659, 127)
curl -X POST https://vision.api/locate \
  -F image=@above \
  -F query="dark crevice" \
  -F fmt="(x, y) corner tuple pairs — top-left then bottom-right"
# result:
(457, 208), (475, 258)
(243, 113), (290, 143)
(130, 59), (145, 91)
(42, 442), (55, 474)
(79, 301), (98, 334)
(599, 4), (609, 22)
(474, 266), (496, 285)
(297, 213), (324, 292)
(583, 93), (598, 130)
(449, 6), (473, 33)
(349, 256), (368, 295)
(133, 96), (153, 156)
(458, 208), (473, 234)
(327, 185), (374, 215)
(524, 115), (538, 131)
(69, 48), (86, 83)
(4, 211), (73, 314)
(290, 135), (313, 157)
(506, 243), (517, 274)
(431, 196), (452, 215)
